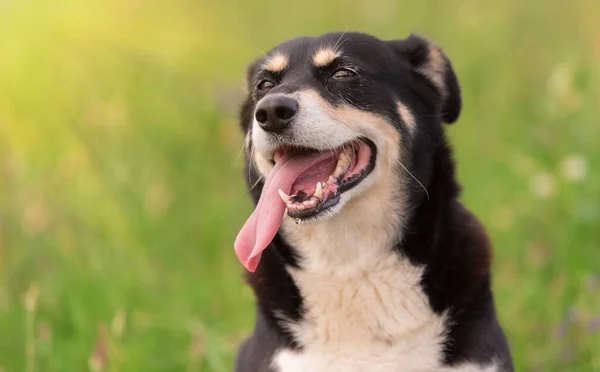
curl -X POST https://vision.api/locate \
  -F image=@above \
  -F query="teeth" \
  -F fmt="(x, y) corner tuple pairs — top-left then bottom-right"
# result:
(333, 152), (350, 178)
(314, 182), (323, 199)
(328, 175), (336, 185)
(333, 165), (343, 178)
(278, 189), (290, 203)
(339, 152), (350, 167)
(282, 182), (328, 213)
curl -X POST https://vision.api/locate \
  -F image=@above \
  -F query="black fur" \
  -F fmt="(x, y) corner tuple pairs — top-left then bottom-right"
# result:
(235, 32), (513, 371)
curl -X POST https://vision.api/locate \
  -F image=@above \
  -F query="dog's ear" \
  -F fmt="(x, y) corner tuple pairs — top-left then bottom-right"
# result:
(389, 34), (461, 124)
(239, 60), (260, 133)
(240, 94), (254, 133)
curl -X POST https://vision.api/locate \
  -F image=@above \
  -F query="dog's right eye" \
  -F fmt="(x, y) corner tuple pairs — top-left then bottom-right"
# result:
(257, 80), (275, 91)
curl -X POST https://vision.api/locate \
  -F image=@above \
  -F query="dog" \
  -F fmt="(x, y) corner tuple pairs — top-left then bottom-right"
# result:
(232, 31), (514, 372)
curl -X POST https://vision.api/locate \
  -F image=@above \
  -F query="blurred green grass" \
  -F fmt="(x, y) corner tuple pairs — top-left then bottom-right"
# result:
(0, 0), (599, 371)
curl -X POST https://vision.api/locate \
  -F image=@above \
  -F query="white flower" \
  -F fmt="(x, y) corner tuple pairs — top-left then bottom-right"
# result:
(530, 171), (557, 199)
(558, 154), (588, 183)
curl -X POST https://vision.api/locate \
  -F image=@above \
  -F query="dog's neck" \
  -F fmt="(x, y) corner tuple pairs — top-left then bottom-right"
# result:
(280, 171), (406, 275)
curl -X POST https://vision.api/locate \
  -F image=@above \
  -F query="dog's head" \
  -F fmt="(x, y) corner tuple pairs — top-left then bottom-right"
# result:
(235, 32), (461, 272)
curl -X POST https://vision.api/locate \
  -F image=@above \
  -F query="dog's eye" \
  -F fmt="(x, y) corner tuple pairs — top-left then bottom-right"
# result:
(331, 68), (356, 79)
(257, 80), (275, 90)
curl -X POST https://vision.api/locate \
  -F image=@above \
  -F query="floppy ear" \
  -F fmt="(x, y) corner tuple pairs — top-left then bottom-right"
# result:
(240, 94), (255, 133)
(239, 60), (260, 133)
(390, 34), (462, 124)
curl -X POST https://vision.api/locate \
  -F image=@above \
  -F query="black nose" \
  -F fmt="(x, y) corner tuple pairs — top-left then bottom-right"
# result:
(255, 96), (298, 133)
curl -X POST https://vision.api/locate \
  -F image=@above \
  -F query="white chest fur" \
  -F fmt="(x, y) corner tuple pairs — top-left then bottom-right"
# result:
(271, 255), (499, 372)
(272, 254), (450, 372)
(272, 217), (499, 372)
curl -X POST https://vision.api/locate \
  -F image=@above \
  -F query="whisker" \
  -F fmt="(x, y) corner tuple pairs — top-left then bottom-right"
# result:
(332, 29), (348, 53)
(248, 143), (257, 188)
(237, 128), (253, 163)
(342, 145), (351, 159)
(245, 127), (253, 148)
(350, 140), (358, 156)
(249, 173), (263, 192)
(255, 48), (268, 59)
(396, 159), (430, 200)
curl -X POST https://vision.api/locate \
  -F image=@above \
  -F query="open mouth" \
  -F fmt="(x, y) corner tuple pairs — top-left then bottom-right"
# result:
(273, 137), (377, 220)
(234, 137), (377, 272)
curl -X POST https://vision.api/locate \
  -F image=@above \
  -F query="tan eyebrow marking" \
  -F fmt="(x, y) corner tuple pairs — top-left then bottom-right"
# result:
(312, 47), (342, 67)
(263, 52), (289, 72)
(396, 101), (417, 134)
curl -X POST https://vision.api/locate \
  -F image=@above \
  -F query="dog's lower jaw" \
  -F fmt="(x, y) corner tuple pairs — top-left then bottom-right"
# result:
(280, 153), (405, 272)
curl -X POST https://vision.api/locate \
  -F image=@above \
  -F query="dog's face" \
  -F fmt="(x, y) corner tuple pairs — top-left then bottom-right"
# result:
(235, 32), (461, 271)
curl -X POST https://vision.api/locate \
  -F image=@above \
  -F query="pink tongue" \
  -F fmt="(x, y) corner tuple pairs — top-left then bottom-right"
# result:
(234, 151), (336, 272)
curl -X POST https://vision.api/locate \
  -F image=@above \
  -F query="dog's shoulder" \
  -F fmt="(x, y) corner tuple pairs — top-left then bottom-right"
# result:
(236, 310), (288, 372)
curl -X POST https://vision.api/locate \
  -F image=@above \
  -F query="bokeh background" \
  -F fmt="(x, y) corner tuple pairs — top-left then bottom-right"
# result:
(1, 0), (599, 371)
